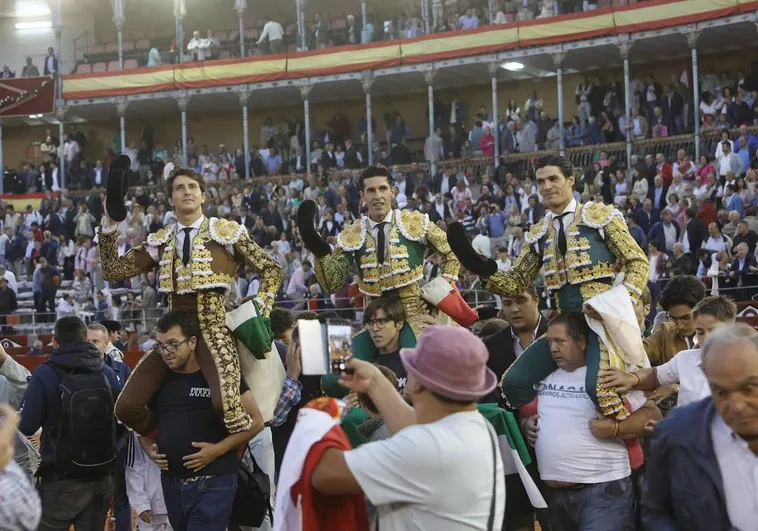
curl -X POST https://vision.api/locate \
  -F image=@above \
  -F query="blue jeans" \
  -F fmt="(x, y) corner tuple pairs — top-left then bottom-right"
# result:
(162, 474), (238, 531)
(545, 477), (635, 531)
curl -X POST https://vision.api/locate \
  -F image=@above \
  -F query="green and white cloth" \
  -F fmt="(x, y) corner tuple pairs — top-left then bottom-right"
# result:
(227, 300), (283, 423)
(226, 299), (275, 360)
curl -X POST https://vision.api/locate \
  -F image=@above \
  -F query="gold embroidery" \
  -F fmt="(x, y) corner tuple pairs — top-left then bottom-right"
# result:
(209, 217), (245, 245)
(197, 290), (252, 433)
(99, 229), (154, 282)
(596, 340), (630, 421)
(234, 230), (283, 315)
(603, 215), (649, 303)
(314, 252), (351, 294)
(147, 226), (173, 246)
(337, 219), (365, 251)
(426, 220), (460, 285)
(581, 201), (621, 228)
(485, 244), (542, 298)
(397, 209), (427, 241)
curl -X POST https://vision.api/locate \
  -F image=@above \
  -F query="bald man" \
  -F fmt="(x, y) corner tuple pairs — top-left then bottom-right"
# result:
(642, 324), (758, 531)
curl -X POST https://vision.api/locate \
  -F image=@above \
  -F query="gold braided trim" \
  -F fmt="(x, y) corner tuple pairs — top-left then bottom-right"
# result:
(337, 218), (366, 251)
(209, 217), (245, 245)
(596, 339), (631, 421)
(197, 290), (251, 433)
(396, 209), (428, 242)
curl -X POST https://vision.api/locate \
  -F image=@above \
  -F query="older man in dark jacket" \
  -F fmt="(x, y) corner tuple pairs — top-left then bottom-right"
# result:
(642, 324), (758, 531)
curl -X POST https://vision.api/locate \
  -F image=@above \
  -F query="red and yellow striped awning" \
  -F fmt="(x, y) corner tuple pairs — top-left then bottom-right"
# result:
(62, 0), (758, 100)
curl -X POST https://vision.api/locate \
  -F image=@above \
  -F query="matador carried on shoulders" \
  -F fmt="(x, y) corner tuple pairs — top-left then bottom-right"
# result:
(296, 166), (467, 394)
(99, 158), (283, 434)
(448, 155), (650, 421)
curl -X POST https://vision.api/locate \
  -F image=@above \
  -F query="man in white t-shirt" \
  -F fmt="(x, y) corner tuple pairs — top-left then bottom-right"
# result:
(600, 296), (735, 415)
(310, 326), (506, 530)
(522, 313), (660, 530)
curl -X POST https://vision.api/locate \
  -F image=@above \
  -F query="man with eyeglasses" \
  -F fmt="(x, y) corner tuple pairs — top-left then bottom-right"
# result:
(644, 275), (705, 366)
(138, 311), (263, 531)
(324, 297), (411, 399)
(362, 297), (408, 391)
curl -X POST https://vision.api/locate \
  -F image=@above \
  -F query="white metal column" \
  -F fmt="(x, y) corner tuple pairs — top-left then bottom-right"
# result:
(178, 96), (189, 166)
(117, 101), (128, 154)
(554, 51), (566, 156)
(689, 31), (701, 161)
(301, 84), (312, 173)
(620, 39), (633, 166)
(240, 90), (250, 177)
(363, 75), (374, 165)
(425, 69), (437, 175)
(489, 63), (500, 166)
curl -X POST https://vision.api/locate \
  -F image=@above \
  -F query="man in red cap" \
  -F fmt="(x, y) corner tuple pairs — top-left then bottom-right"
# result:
(309, 325), (506, 529)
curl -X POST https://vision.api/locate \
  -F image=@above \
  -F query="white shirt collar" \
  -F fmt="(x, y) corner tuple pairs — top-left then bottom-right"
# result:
(548, 198), (577, 221)
(510, 315), (542, 343)
(367, 210), (393, 230)
(177, 215), (205, 233)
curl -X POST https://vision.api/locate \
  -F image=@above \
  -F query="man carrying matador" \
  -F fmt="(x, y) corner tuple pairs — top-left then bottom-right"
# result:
(448, 155), (650, 421)
(99, 158), (283, 434)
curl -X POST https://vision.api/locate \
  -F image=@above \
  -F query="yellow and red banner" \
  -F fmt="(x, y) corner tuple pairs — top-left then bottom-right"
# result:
(62, 0), (758, 100)
(0, 193), (46, 211)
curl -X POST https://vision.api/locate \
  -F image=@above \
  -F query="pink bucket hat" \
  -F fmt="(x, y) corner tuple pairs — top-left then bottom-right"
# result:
(400, 325), (497, 402)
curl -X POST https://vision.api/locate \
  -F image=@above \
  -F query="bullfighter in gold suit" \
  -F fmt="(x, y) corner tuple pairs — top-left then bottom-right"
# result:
(99, 166), (283, 434)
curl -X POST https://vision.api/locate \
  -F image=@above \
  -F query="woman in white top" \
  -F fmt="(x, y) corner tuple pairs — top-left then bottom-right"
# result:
(631, 171), (648, 200)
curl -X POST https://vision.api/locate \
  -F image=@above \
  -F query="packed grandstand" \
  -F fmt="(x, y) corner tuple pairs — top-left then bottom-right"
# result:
(0, 0), (757, 529)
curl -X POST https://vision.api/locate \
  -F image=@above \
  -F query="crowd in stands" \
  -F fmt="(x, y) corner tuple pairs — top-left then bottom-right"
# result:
(0, 67), (755, 332)
(69, 0), (652, 73)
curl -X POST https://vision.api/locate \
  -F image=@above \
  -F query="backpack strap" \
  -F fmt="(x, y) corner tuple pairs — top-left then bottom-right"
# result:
(487, 423), (498, 531)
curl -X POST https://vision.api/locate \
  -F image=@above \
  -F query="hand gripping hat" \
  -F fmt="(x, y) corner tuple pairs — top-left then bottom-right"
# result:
(105, 154), (132, 222)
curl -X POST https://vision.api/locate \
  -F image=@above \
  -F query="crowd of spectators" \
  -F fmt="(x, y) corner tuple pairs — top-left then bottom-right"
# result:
(71, 0), (653, 72)
(0, 64), (756, 337)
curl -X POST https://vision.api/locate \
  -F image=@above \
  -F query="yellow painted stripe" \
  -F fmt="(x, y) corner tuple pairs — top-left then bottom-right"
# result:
(174, 58), (287, 84)
(400, 27), (518, 59)
(518, 11), (615, 42)
(613, 0), (737, 28)
(286, 44), (401, 73)
(63, 68), (175, 95)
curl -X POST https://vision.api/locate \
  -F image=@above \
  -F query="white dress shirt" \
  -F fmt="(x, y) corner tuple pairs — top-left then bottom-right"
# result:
(655, 348), (710, 407)
(367, 211), (394, 262)
(711, 414), (758, 531)
(511, 316), (542, 358)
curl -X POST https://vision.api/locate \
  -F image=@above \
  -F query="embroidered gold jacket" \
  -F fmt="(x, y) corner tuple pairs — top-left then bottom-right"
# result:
(486, 202), (649, 309)
(98, 217), (283, 315)
(314, 209), (460, 299)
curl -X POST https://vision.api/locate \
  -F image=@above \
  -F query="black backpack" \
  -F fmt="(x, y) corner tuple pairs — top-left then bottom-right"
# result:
(230, 447), (273, 527)
(47, 362), (117, 477)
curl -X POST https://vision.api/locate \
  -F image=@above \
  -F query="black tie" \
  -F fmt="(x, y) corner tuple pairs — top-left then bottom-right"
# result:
(376, 222), (387, 264)
(182, 227), (193, 266)
(557, 213), (569, 257)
